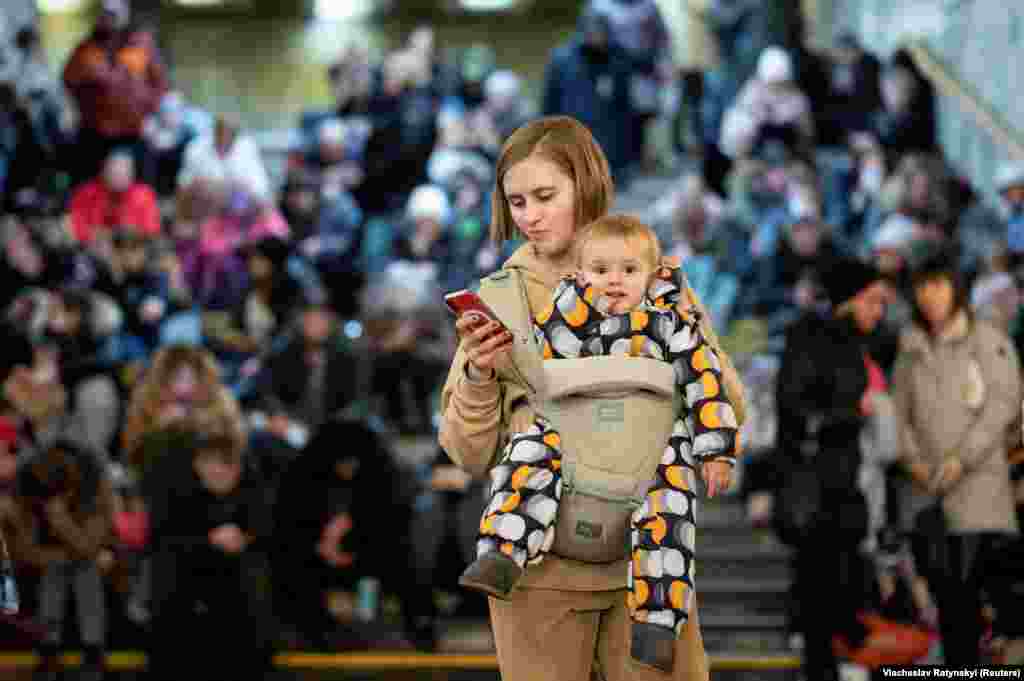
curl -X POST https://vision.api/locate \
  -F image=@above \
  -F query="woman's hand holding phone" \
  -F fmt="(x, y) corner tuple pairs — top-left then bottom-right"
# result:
(455, 313), (513, 378)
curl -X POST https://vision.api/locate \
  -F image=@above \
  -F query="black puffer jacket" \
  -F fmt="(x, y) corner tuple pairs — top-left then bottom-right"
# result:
(775, 311), (871, 542)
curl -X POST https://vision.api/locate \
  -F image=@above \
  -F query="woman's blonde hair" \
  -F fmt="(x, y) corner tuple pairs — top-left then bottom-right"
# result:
(121, 344), (245, 469)
(490, 116), (614, 243)
(575, 214), (662, 269)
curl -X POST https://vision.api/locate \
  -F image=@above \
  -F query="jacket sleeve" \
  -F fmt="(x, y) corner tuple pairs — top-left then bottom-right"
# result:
(956, 326), (1022, 473)
(46, 478), (114, 561)
(669, 312), (739, 466)
(891, 352), (927, 468)
(438, 341), (505, 477)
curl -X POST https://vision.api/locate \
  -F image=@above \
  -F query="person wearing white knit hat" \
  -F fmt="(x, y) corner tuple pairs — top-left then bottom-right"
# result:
(757, 46), (794, 84)
(719, 46), (814, 159)
(971, 270), (1020, 332)
(406, 184), (452, 228)
(871, 212), (919, 275)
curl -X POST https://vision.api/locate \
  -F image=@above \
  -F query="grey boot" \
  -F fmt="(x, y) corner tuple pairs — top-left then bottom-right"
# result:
(458, 552), (523, 600)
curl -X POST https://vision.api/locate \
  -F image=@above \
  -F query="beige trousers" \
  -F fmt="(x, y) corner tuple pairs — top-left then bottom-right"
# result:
(490, 587), (709, 681)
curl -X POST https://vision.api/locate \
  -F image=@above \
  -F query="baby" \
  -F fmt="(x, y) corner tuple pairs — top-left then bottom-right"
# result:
(458, 214), (739, 670)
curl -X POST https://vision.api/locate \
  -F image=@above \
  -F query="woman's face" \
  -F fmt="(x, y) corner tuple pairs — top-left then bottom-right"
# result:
(502, 154), (577, 264)
(849, 281), (890, 334)
(248, 253), (273, 280)
(169, 364), (199, 403)
(914, 274), (956, 330)
(194, 452), (241, 496)
(789, 219), (821, 258)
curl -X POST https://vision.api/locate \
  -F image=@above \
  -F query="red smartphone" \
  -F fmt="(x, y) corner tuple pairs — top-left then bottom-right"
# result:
(444, 289), (508, 332)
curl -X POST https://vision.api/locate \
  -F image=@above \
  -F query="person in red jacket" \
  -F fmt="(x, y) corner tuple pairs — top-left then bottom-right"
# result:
(63, 0), (168, 188)
(68, 150), (161, 245)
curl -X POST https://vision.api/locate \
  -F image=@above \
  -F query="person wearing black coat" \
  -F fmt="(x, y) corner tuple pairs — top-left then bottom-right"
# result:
(144, 426), (273, 681)
(774, 258), (891, 681)
(271, 418), (417, 650)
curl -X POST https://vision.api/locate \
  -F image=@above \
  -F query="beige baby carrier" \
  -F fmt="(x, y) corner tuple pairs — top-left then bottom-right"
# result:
(478, 269), (682, 563)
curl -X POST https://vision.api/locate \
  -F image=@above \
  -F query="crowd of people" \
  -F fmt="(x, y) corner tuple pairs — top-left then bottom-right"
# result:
(0, 0), (1022, 678)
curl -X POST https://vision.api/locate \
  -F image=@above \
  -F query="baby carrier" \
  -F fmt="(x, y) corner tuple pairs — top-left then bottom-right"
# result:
(478, 269), (684, 563)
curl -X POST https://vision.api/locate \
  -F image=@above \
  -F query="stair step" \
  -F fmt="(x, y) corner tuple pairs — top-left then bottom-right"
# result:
(703, 614), (787, 631)
(702, 614), (790, 654)
(697, 544), (791, 580)
(698, 498), (750, 528)
(698, 576), (791, 615)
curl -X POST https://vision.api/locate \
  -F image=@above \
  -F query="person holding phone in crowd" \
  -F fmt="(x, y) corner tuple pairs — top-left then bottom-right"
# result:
(439, 116), (740, 681)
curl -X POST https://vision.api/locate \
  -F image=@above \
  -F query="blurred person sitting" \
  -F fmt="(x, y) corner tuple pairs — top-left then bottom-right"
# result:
(426, 109), (493, 190)
(12, 440), (114, 681)
(866, 62), (938, 164)
(455, 44), (498, 111)
(282, 168), (365, 318)
(189, 179), (290, 310)
(406, 25), (462, 104)
(177, 113), (272, 205)
(997, 162), (1024, 279)
(1, 53), (68, 215)
(956, 162), (1021, 281)
(745, 187), (840, 332)
(355, 51), (438, 217)
(62, 0), (167, 188)
(68, 149), (161, 245)
(658, 173), (742, 330)
(465, 70), (533, 161)
(144, 416), (271, 681)
(971, 270), (1021, 334)
(362, 198), (457, 435)
(725, 139), (800, 241)
(291, 117), (365, 199)
(868, 213), (921, 346)
(445, 165), (499, 291)
(818, 31), (883, 147)
(203, 237), (322, 380)
(38, 288), (122, 453)
(720, 46), (814, 162)
(244, 298), (363, 480)
(95, 230), (189, 355)
(272, 418), (416, 650)
(142, 91), (210, 198)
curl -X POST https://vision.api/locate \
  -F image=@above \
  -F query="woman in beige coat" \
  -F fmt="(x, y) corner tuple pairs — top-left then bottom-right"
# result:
(891, 249), (1021, 666)
(439, 116), (733, 681)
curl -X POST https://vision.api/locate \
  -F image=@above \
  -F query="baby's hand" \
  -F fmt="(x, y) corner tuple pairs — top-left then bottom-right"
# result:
(702, 460), (733, 498)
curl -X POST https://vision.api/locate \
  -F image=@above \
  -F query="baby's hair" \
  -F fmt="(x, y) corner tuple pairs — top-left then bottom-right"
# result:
(575, 213), (662, 268)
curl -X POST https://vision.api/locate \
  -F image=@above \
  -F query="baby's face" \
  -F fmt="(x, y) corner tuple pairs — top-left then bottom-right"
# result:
(578, 236), (655, 315)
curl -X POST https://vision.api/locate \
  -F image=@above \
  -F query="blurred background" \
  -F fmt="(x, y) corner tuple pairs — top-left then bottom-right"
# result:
(0, 0), (1023, 678)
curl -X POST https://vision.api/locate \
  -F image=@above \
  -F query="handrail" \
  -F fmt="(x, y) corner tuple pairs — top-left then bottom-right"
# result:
(0, 650), (803, 671)
(904, 39), (1024, 161)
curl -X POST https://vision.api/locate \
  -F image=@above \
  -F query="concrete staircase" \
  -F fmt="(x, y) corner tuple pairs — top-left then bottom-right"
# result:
(697, 495), (798, 679)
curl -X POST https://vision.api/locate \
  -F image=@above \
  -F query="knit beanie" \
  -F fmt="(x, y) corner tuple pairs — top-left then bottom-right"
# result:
(823, 258), (884, 307)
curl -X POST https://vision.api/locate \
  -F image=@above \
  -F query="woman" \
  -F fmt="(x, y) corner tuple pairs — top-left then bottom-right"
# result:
(892, 249), (1021, 666)
(121, 344), (244, 472)
(439, 116), (731, 681)
(774, 257), (890, 681)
